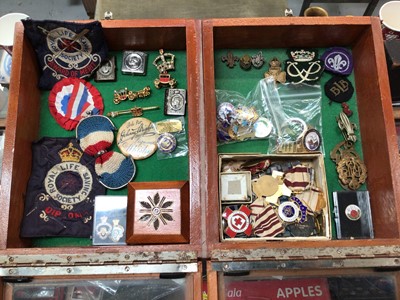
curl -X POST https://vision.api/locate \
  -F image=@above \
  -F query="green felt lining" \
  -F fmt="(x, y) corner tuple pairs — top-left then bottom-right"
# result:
(33, 50), (188, 247)
(215, 48), (366, 239)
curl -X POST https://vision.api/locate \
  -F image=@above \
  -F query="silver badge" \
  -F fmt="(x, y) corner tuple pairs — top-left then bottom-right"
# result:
(164, 88), (187, 116)
(121, 51), (147, 75)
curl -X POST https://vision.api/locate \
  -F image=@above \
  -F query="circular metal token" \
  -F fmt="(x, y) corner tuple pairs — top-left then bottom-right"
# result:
(124, 52), (144, 72)
(252, 175), (279, 198)
(226, 210), (250, 234)
(117, 117), (159, 160)
(157, 133), (177, 153)
(217, 102), (236, 124)
(253, 117), (273, 138)
(278, 202), (300, 223)
(281, 117), (307, 142)
(303, 128), (322, 151)
(345, 204), (362, 221)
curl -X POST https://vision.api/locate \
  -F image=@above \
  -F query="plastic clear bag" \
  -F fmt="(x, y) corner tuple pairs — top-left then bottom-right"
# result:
(216, 82), (274, 144)
(156, 117), (188, 160)
(260, 77), (323, 154)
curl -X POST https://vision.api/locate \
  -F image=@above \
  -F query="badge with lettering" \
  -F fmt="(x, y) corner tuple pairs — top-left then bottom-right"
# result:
(324, 76), (354, 104)
(20, 138), (105, 238)
(117, 117), (159, 160)
(22, 19), (107, 90)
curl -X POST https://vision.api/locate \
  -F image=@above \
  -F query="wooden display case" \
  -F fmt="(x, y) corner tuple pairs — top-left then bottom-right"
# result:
(0, 19), (202, 269)
(203, 17), (400, 261)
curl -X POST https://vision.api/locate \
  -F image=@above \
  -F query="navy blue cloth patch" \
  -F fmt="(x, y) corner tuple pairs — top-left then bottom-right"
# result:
(20, 137), (106, 238)
(324, 76), (354, 103)
(22, 19), (108, 90)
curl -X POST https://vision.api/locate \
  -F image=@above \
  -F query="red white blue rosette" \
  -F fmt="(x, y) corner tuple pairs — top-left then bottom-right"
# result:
(76, 115), (136, 189)
(49, 78), (104, 130)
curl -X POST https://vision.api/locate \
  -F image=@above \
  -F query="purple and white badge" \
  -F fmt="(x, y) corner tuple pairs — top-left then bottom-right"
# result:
(321, 47), (353, 76)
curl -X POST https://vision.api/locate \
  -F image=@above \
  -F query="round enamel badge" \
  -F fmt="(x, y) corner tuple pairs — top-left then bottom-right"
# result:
(49, 77), (103, 130)
(222, 205), (252, 238)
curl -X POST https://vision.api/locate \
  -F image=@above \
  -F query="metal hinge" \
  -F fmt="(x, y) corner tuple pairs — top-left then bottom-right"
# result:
(0, 251), (198, 277)
(211, 245), (400, 269)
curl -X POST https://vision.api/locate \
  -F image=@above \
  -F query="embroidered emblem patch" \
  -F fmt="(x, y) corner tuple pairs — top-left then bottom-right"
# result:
(22, 19), (107, 90)
(285, 49), (324, 84)
(20, 138), (105, 238)
(321, 47), (353, 75)
(45, 142), (93, 205)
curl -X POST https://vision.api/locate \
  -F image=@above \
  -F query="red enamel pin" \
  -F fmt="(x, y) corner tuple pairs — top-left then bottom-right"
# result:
(222, 205), (252, 238)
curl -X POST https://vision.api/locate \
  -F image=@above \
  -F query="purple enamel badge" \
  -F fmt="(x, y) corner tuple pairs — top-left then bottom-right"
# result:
(321, 47), (353, 75)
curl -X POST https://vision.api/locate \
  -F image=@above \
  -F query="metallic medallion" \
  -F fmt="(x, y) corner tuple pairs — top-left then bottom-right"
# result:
(121, 51), (148, 75)
(330, 141), (367, 190)
(95, 56), (116, 82)
(157, 133), (177, 153)
(281, 117), (308, 142)
(345, 204), (362, 221)
(164, 88), (187, 116)
(113, 86), (151, 104)
(221, 50), (239, 68)
(291, 196), (308, 223)
(303, 128), (322, 151)
(264, 57), (286, 83)
(251, 51), (265, 69)
(217, 102), (236, 125)
(239, 54), (252, 70)
(117, 117), (159, 160)
(153, 49), (177, 89)
(222, 205), (252, 238)
(253, 117), (273, 138)
(278, 201), (300, 223)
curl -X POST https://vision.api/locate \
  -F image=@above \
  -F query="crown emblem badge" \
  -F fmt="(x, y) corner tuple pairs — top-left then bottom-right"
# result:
(58, 142), (83, 162)
(290, 49), (316, 62)
(285, 48), (324, 84)
(153, 49), (177, 89)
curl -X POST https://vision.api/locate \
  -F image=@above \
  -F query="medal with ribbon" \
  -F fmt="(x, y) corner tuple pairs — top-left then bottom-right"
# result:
(76, 115), (136, 189)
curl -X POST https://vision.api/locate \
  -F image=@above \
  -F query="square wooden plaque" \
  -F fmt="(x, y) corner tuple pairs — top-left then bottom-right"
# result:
(127, 181), (190, 244)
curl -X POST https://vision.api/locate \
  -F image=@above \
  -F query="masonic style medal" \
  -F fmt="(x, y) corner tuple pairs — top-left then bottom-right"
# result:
(20, 138), (105, 238)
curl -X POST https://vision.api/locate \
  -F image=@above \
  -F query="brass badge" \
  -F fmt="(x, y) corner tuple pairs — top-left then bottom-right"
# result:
(330, 141), (367, 190)
(331, 112), (367, 190)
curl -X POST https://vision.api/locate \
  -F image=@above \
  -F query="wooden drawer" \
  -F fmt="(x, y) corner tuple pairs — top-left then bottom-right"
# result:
(203, 17), (400, 260)
(0, 19), (202, 263)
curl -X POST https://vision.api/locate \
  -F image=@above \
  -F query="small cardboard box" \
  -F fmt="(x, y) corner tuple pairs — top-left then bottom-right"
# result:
(219, 153), (330, 241)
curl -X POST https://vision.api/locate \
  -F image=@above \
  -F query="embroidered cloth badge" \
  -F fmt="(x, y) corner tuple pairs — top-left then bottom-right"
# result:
(49, 78), (104, 130)
(22, 19), (108, 90)
(20, 138), (105, 238)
